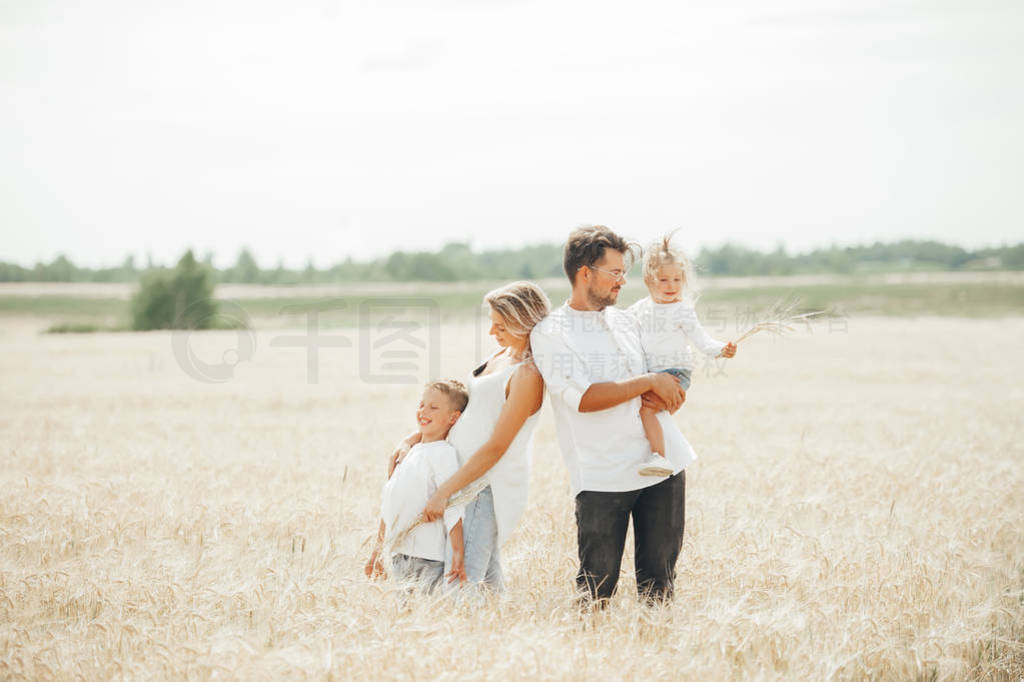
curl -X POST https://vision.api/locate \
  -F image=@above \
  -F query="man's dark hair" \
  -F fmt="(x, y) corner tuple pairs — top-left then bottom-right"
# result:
(563, 225), (638, 285)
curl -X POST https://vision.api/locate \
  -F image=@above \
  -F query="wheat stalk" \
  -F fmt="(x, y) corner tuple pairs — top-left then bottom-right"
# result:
(6, 314), (1022, 680)
(384, 480), (489, 555)
(733, 298), (826, 344)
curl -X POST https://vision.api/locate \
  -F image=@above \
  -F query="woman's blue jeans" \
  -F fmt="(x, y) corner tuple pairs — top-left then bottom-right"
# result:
(446, 485), (503, 591)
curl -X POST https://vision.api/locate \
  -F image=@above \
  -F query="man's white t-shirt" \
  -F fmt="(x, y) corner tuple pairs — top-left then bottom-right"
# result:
(530, 303), (697, 496)
(380, 440), (465, 561)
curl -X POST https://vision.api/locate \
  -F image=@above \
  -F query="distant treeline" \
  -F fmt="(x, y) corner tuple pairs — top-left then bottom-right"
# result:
(2, 240), (1022, 284)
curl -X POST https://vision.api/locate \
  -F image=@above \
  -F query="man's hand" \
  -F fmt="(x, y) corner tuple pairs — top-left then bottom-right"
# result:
(641, 390), (686, 414)
(648, 372), (686, 412)
(364, 549), (386, 580)
(423, 490), (447, 523)
(447, 551), (467, 584)
(719, 342), (737, 358)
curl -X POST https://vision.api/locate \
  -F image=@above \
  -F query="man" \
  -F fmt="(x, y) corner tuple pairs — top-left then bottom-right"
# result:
(530, 225), (694, 605)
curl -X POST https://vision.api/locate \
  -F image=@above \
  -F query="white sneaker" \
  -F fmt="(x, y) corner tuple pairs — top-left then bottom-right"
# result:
(637, 454), (674, 477)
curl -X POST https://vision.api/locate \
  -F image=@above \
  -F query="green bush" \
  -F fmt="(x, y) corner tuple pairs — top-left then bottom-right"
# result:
(46, 322), (105, 334)
(131, 250), (218, 330)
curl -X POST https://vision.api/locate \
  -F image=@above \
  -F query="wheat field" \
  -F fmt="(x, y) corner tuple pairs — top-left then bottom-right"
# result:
(1, 315), (1021, 680)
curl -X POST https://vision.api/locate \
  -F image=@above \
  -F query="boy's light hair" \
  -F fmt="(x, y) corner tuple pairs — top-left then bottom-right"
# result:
(643, 230), (700, 303)
(425, 379), (469, 413)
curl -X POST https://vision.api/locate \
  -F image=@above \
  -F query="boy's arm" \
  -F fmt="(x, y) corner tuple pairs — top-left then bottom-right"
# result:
(364, 519), (387, 579)
(431, 446), (466, 584)
(446, 519), (466, 584)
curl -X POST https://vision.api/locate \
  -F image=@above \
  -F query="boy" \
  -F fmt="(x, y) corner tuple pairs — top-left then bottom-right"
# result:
(364, 380), (469, 592)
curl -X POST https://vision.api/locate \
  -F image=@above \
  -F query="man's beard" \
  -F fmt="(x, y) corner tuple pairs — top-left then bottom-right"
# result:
(586, 284), (618, 309)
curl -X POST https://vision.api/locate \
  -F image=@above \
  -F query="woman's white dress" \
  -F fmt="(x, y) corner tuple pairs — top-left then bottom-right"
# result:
(447, 357), (540, 548)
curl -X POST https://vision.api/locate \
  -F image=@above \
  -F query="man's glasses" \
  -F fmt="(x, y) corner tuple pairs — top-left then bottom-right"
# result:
(587, 265), (627, 282)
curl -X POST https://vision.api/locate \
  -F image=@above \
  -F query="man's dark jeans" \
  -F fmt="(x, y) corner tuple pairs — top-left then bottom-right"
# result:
(574, 470), (685, 605)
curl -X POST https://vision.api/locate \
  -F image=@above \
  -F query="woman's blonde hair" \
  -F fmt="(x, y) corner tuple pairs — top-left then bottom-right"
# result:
(484, 281), (551, 354)
(642, 230), (699, 303)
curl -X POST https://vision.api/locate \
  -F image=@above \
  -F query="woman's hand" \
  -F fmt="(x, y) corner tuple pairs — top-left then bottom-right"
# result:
(447, 551), (467, 584)
(387, 434), (419, 478)
(423, 489), (448, 523)
(386, 445), (407, 478)
(719, 342), (737, 358)
(364, 548), (386, 580)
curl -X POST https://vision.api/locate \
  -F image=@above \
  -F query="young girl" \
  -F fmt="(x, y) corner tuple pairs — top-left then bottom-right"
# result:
(629, 234), (737, 476)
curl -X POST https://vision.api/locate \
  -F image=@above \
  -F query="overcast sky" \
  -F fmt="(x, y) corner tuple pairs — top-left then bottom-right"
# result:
(2, 0), (1022, 268)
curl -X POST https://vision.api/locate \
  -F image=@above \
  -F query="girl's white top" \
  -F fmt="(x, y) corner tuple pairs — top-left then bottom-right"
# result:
(380, 440), (465, 562)
(446, 356), (540, 547)
(628, 297), (726, 372)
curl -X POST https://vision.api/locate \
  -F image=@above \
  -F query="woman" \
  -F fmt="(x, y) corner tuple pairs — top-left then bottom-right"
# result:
(388, 281), (550, 589)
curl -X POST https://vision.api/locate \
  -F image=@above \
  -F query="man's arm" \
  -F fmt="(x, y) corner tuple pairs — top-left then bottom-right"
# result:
(530, 322), (591, 412)
(642, 392), (682, 414)
(579, 372), (685, 413)
(532, 315), (686, 414)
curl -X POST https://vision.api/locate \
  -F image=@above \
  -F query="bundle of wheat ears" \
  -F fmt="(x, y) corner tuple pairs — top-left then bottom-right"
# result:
(733, 298), (826, 344)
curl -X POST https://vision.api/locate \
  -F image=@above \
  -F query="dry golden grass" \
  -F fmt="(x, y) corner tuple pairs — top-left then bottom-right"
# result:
(0, 316), (1021, 680)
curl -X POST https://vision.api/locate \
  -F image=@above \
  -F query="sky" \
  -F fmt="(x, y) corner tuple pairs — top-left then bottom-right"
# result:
(2, 0), (1022, 268)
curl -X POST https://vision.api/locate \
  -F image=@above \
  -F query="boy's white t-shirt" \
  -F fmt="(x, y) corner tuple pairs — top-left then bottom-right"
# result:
(628, 297), (726, 372)
(380, 440), (465, 562)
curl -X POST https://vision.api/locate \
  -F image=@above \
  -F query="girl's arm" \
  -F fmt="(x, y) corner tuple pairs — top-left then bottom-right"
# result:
(680, 305), (732, 358)
(421, 365), (543, 521)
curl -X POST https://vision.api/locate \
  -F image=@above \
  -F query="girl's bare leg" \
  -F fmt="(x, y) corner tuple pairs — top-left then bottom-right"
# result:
(640, 405), (665, 456)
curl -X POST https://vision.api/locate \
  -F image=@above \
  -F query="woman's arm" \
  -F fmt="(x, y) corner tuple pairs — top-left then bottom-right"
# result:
(387, 430), (422, 478)
(421, 366), (543, 521)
